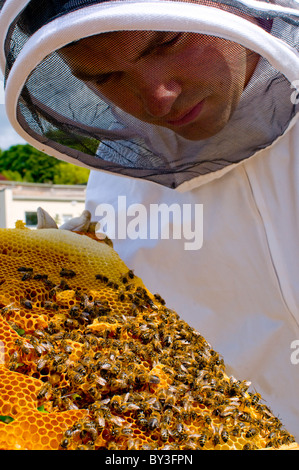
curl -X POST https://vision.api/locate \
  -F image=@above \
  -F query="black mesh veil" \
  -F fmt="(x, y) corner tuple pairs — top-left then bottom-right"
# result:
(1, 0), (299, 188)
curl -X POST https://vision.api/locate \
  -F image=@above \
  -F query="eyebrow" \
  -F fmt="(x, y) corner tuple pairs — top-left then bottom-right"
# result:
(69, 31), (171, 82)
(133, 31), (171, 61)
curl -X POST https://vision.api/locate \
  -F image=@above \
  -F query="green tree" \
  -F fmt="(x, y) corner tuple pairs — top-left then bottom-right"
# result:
(0, 144), (89, 184)
(53, 162), (90, 185)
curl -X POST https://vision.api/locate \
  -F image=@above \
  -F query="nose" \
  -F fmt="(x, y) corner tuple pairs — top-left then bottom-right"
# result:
(135, 72), (182, 118)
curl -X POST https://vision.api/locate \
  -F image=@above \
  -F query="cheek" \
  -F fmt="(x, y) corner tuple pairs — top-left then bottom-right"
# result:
(89, 82), (144, 116)
(181, 37), (247, 93)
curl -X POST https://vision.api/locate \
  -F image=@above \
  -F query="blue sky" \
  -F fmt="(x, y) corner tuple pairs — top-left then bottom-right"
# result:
(0, 73), (26, 150)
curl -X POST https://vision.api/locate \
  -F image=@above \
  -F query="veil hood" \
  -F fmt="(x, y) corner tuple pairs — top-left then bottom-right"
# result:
(1, 0), (299, 188)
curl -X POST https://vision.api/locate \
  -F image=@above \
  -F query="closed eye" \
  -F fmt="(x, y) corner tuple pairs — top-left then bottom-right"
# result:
(158, 32), (183, 49)
(94, 73), (114, 85)
(71, 69), (114, 85)
(136, 32), (184, 60)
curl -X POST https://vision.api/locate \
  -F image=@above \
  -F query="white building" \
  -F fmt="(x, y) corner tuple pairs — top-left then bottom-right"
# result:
(0, 180), (86, 228)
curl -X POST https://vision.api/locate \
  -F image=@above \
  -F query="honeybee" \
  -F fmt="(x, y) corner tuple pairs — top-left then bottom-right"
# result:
(198, 432), (208, 448)
(15, 338), (34, 355)
(62, 397), (80, 411)
(110, 395), (124, 412)
(239, 411), (252, 423)
(184, 440), (199, 450)
(52, 353), (67, 366)
(218, 404), (239, 420)
(37, 382), (52, 400)
(80, 421), (98, 442)
(203, 414), (212, 425)
(60, 438), (70, 449)
(74, 363), (87, 376)
(17, 266), (33, 272)
(69, 305), (80, 318)
(76, 442), (95, 450)
(33, 273), (48, 280)
(242, 443), (258, 450)
(36, 357), (48, 372)
(64, 426), (78, 440)
(31, 342), (45, 357)
(94, 412), (106, 431)
(107, 441), (120, 450)
(148, 412), (160, 431)
(21, 272), (32, 281)
(60, 268), (76, 278)
(61, 341), (73, 355)
(43, 300), (58, 310)
(127, 438), (141, 450)
(231, 425), (242, 437)
(50, 331), (65, 341)
(221, 428), (229, 443)
(21, 299), (33, 310)
(8, 351), (20, 371)
(39, 339), (54, 353)
(211, 424), (224, 446)
(160, 424), (169, 442)
(121, 427), (134, 437)
(250, 392), (261, 406)
(153, 293), (166, 305)
(95, 273), (109, 283)
(69, 371), (85, 385)
(280, 432), (295, 445)
(161, 443), (180, 450)
(245, 427), (258, 439)
(147, 374), (160, 385)
(117, 291), (126, 302)
(136, 411), (148, 428)
(162, 335), (173, 347)
(87, 386), (101, 400)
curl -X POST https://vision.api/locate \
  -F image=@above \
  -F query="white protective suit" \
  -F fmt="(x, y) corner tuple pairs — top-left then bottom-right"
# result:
(86, 117), (299, 440)
(1, 0), (299, 440)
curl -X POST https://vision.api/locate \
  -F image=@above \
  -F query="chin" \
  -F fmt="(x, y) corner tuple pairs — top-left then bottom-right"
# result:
(174, 111), (233, 141)
(173, 123), (224, 141)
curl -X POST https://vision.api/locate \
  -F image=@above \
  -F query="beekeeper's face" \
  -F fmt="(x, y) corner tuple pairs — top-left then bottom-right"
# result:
(61, 31), (259, 140)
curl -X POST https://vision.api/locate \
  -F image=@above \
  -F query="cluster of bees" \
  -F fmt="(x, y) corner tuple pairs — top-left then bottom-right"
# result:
(1, 259), (296, 450)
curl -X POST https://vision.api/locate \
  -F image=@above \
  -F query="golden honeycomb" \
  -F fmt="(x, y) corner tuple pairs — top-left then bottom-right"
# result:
(0, 226), (297, 450)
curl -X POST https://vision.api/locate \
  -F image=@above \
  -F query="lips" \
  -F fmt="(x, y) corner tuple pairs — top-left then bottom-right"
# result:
(166, 100), (205, 127)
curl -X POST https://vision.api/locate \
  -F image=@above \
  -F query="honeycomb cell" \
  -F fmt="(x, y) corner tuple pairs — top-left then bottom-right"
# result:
(0, 227), (297, 450)
(0, 366), (45, 416)
(0, 409), (88, 450)
(0, 317), (22, 365)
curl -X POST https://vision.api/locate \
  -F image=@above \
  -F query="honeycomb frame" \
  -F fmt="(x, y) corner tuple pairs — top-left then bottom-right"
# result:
(0, 227), (297, 450)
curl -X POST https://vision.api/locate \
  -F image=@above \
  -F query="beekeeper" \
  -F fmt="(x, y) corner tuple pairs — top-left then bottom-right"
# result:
(1, 0), (299, 439)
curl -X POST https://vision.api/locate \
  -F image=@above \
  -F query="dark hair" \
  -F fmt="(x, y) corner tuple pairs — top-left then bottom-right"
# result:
(18, 0), (110, 36)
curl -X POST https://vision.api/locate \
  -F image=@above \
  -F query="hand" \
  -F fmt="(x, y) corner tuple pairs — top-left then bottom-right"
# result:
(37, 207), (90, 231)
(36, 207), (113, 247)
